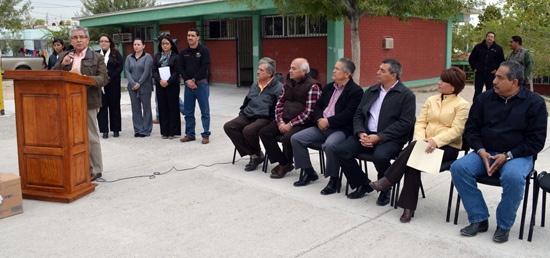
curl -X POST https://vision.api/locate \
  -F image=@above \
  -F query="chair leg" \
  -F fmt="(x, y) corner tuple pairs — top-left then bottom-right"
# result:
(262, 153), (269, 173)
(337, 168), (342, 193)
(454, 194), (461, 225)
(519, 171), (534, 240)
(446, 181), (455, 223)
(543, 190), (547, 227)
(232, 147), (237, 164)
(319, 150), (325, 175)
(528, 176), (540, 242)
(420, 180), (426, 198)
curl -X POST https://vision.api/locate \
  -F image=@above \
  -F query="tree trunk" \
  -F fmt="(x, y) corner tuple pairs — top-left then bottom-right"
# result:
(349, 15), (361, 83)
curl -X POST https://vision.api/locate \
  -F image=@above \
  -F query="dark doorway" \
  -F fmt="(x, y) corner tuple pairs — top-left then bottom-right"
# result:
(236, 18), (253, 87)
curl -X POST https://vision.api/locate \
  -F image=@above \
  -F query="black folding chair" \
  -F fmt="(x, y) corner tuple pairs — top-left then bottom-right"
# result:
(527, 170), (550, 241)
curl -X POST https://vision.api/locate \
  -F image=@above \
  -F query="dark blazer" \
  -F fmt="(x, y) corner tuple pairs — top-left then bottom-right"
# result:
(313, 79), (363, 136)
(53, 48), (109, 109)
(353, 80), (415, 146)
(152, 51), (180, 88)
(468, 40), (505, 73)
(47, 53), (59, 70)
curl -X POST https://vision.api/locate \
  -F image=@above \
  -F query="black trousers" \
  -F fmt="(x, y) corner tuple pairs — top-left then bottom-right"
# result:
(156, 84), (181, 137)
(97, 82), (121, 133)
(473, 71), (495, 102)
(259, 121), (308, 165)
(224, 116), (272, 157)
(335, 135), (404, 189)
(384, 141), (459, 210)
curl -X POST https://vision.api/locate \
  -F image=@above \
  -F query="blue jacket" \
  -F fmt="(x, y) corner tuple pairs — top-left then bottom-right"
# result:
(465, 86), (547, 158)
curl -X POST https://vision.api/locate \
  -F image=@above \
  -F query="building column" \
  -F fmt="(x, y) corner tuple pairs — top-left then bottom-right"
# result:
(445, 19), (453, 69)
(252, 14), (261, 70)
(153, 22), (160, 55)
(327, 20), (344, 83)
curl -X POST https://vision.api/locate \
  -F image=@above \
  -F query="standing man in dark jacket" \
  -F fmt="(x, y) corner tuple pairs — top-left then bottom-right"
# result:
(334, 58), (415, 205)
(290, 58), (363, 194)
(259, 58), (321, 179)
(54, 26), (109, 182)
(469, 31), (505, 101)
(224, 57), (283, 171)
(179, 28), (211, 144)
(451, 61), (547, 243)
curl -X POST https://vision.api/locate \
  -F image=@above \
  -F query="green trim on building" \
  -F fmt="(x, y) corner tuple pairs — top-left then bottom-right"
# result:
(403, 77), (439, 88)
(446, 19), (452, 69)
(210, 82), (237, 87)
(252, 14), (261, 68)
(326, 20), (344, 84)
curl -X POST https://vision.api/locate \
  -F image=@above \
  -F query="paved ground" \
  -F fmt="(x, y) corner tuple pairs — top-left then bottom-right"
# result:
(0, 79), (548, 257)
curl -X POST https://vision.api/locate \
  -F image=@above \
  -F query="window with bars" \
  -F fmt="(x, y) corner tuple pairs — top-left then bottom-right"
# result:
(262, 15), (327, 38)
(135, 26), (154, 42)
(204, 19), (236, 40)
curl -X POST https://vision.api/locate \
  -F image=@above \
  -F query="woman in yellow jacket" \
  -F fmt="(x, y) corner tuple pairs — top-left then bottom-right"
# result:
(369, 67), (470, 223)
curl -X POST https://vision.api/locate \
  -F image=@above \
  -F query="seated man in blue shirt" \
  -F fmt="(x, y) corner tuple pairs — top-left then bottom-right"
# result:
(451, 60), (547, 243)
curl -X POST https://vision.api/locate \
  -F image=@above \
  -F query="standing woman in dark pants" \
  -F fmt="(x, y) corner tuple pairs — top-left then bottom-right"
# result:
(97, 34), (124, 138)
(47, 38), (65, 70)
(152, 34), (181, 139)
(125, 38), (154, 137)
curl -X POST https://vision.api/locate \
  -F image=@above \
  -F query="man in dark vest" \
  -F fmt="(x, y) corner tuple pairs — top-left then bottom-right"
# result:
(507, 36), (534, 87)
(259, 58), (321, 179)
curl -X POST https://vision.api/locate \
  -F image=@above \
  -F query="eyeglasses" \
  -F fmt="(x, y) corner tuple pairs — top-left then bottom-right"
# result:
(71, 35), (88, 40)
(99, 40), (110, 43)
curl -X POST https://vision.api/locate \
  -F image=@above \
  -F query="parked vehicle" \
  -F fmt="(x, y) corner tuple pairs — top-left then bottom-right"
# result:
(1, 54), (45, 74)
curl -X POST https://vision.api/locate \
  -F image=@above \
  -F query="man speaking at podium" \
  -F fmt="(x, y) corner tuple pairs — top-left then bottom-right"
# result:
(54, 26), (109, 182)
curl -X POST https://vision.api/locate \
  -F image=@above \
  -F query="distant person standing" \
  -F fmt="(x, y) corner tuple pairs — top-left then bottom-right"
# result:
(507, 36), (534, 87)
(47, 38), (65, 70)
(179, 28), (211, 144)
(469, 31), (505, 101)
(97, 34), (123, 139)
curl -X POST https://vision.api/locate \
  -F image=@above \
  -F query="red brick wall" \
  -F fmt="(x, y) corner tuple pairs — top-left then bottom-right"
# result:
(344, 16), (447, 87)
(124, 42), (155, 58)
(160, 22), (196, 49)
(262, 38), (328, 85)
(203, 40), (237, 84)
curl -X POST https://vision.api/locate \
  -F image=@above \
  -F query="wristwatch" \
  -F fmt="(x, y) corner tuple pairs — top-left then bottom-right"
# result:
(191, 78), (196, 82)
(504, 152), (512, 161)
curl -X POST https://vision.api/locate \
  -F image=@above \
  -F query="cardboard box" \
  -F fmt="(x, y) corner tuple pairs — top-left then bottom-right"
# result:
(0, 172), (24, 219)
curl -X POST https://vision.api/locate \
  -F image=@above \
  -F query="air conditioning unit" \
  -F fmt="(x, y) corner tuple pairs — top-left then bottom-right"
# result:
(383, 38), (394, 49)
(113, 33), (133, 43)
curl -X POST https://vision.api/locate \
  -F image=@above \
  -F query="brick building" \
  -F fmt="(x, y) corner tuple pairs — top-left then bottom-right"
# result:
(77, 0), (465, 88)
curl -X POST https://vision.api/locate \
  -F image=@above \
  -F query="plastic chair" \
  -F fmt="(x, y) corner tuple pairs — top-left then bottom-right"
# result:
(527, 170), (550, 241)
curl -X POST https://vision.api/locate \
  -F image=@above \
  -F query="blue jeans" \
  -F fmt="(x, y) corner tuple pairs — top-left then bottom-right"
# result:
(450, 151), (533, 230)
(184, 80), (210, 137)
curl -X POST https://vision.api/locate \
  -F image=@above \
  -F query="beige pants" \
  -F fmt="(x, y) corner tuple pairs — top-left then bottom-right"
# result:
(88, 108), (103, 175)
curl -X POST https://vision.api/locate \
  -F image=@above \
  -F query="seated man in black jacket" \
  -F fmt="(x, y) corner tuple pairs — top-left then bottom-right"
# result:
(224, 57), (283, 171)
(290, 58), (363, 194)
(334, 58), (415, 205)
(451, 60), (547, 243)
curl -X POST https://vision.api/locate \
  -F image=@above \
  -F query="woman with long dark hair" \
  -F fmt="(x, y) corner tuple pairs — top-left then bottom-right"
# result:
(47, 38), (65, 70)
(125, 38), (154, 137)
(97, 34), (124, 138)
(152, 34), (181, 139)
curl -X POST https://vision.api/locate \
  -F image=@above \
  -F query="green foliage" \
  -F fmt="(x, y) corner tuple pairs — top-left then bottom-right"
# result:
(476, 4), (502, 30)
(452, 22), (476, 59)
(41, 26), (72, 50)
(0, 32), (24, 55)
(0, 0), (32, 31)
(34, 19), (46, 26)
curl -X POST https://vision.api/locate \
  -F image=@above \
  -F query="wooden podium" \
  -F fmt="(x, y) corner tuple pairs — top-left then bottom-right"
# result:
(4, 70), (97, 203)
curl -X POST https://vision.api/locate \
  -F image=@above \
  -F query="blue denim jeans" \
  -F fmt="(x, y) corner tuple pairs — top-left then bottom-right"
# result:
(184, 80), (210, 137)
(450, 151), (533, 230)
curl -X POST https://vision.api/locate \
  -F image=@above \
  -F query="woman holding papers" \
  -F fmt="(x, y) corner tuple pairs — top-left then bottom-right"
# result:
(152, 34), (181, 139)
(125, 38), (154, 137)
(369, 67), (470, 223)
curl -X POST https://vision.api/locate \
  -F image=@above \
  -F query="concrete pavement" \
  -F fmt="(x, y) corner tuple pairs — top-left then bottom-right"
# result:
(0, 80), (548, 257)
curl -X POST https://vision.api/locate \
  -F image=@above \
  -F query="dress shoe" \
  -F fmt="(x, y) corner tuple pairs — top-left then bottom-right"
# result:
(369, 177), (393, 192)
(90, 173), (102, 182)
(245, 155), (264, 171)
(293, 171), (318, 186)
(270, 163), (294, 179)
(460, 220), (489, 237)
(400, 209), (415, 223)
(113, 131), (119, 137)
(347, 184), (374, 199)
(376, 189), (391, 206)
(135, 133), (140, 137)
(162, 135), (168, 139)
(102, 132), (108, 139)
(320, 177), (339, 195)
(493, 226), (510, 243)
(153, 119), (160, 124)
(168, 136), (175, 139)
(139, 134), (147, 138)
(180, 136), (196, 142)
(202, 136), (210, 144)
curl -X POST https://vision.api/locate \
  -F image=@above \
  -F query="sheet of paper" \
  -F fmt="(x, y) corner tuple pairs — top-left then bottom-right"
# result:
(159, 66), (171, 81)
(406, 140), (444, 175)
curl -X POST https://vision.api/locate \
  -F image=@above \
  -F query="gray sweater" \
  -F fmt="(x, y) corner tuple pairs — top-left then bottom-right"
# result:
(125, 52), (153, 94)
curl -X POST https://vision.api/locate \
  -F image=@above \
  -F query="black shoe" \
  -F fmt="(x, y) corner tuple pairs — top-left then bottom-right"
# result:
(113, 131), (119, 137)
(492, 226), (510, 243)
(102, 132), (108, 139)
(139, 134), (147, 138)
(293, 171), (319, 186)
(460, 220), (489, 237)
(135, 133), (140, 137)
(320, 177), (339, 195)
(376, 189), (391, 206)
(244, 155), (265, 171)
(347, 184), (374, 199)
